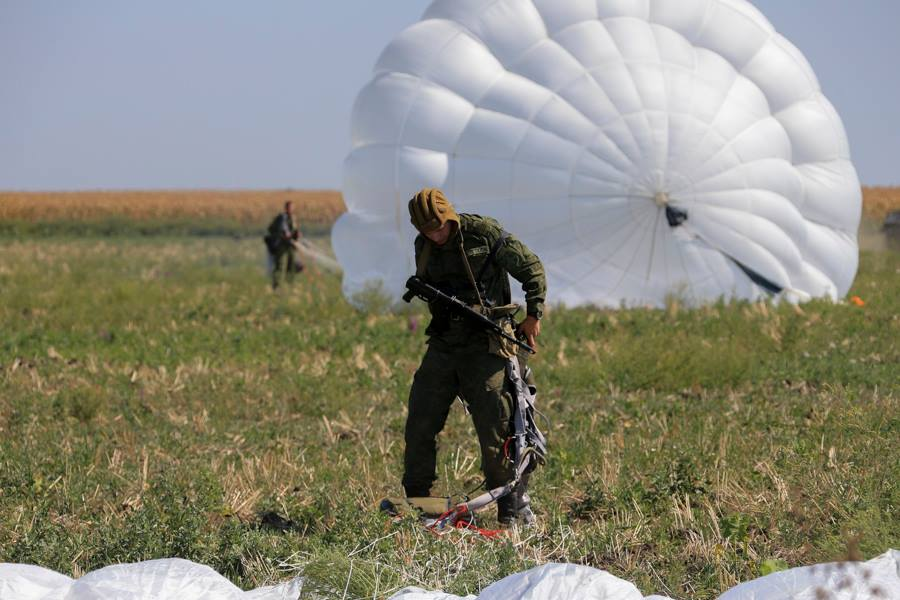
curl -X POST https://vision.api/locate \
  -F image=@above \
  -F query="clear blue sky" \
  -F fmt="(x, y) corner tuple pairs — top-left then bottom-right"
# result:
(1, 1), (898, 190)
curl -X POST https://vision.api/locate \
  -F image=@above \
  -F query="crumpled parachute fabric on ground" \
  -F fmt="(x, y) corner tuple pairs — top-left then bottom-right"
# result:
(335, 0), (862, 309)
(389, 551), (899, 600)
(0, 558), (302, 600)
(2, 552), (896, 600)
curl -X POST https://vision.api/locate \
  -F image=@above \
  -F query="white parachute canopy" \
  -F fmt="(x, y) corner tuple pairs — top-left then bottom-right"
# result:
(0, 558), (302, 600)
(2, 553), (898, 600)
(388, 552), (900, 600)
(334, 0), (861, 309)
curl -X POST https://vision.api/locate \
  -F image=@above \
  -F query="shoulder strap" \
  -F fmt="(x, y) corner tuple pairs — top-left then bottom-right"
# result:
(457, 233), (485, 308)
(415, 239), (433, 278)
(476, 230), (510, 282)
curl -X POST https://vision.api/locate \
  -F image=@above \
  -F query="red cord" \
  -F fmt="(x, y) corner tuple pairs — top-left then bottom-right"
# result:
(426, 505), (506, 539)
(502, 437), (513, 460)
(454, 519), (505, 538)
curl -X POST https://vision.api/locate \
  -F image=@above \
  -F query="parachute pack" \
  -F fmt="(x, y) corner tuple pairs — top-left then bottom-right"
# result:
(262, 214), (282, 254)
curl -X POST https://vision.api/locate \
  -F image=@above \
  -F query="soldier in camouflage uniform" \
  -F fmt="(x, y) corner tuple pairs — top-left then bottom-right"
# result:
(265, 201), (303, 290)
(403, 188), (546, 526)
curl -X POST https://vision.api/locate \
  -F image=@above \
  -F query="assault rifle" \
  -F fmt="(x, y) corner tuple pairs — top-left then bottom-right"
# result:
(402, 276), (535, 355)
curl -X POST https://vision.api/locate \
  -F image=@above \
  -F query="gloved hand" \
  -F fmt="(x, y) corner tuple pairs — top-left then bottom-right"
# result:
(517, 315), (541, 352)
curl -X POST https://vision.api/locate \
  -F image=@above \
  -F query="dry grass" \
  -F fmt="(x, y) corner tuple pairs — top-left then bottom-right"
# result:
(0, 190), (346, 225)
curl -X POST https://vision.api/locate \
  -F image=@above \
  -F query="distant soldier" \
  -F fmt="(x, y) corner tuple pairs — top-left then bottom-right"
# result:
(403, 188), (546, 527)
(265, 201), (303, 290)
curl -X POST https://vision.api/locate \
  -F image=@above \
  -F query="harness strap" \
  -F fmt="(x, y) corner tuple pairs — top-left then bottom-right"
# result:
(415, 240), (433, 278)
(457, 233), (485, 308)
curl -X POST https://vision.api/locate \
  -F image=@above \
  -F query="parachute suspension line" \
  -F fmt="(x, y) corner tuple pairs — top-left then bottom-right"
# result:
(462, 477), (487, 499)
(646, 205), (664, 282)
(426, 505), (504, 539)
(533, 405), (552, 432)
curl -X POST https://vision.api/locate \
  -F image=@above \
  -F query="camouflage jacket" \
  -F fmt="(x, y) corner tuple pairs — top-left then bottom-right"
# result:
(414, 214), (546, 344)
(266, 212), (298, 253)
(271, 212), (297, 238)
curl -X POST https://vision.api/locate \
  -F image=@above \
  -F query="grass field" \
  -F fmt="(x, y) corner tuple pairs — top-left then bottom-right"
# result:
(0, 195), (897, 599)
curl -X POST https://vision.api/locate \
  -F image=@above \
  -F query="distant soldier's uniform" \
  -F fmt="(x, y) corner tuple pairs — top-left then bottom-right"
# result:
(404, 189), (546, 525)
(265, 211), (302, 289)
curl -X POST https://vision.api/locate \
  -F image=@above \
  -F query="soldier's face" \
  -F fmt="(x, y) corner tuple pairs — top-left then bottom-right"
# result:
(424, 222), (452, 246)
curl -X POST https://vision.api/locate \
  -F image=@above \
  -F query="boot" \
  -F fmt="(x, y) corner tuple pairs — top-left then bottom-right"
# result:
(497, 486), (535, 529)
(403, 485), (431, 499)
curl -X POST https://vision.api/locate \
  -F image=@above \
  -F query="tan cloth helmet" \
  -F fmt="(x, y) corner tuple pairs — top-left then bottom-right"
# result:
(408, 188), (459, 233)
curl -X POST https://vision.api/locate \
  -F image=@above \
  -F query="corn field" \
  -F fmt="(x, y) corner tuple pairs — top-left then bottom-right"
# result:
(1, 187), (898, 224)
(862, 186), (900, 220)
(0, 190), (346, 225)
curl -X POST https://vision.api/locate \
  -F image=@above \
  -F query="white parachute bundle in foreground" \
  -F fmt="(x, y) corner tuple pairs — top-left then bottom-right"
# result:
(334, 0), (862, 308)
(390, 552), (900, 600)
(3, 552), (896, 599)
(0, 559), (301, 600)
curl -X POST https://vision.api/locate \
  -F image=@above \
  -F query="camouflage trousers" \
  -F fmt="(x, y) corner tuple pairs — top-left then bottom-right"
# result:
(403, 343), (530, 515)
(270, 246), (301, 289)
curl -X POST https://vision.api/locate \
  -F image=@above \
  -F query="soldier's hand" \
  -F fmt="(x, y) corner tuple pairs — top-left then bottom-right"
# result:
(517, 316), (541, 352)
